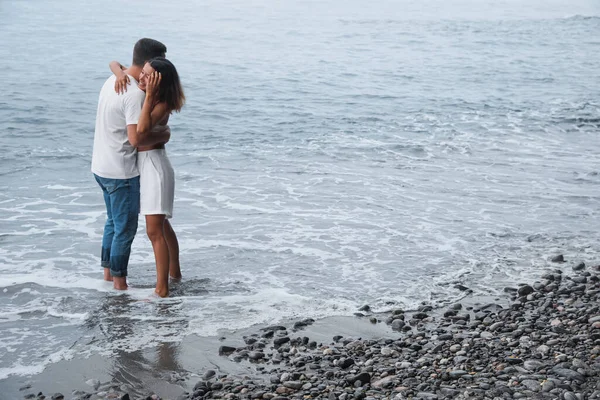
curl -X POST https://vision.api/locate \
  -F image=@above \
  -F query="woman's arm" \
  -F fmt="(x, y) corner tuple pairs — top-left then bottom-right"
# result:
(137, 101), (171, 146)
(109, 61), (130, 94)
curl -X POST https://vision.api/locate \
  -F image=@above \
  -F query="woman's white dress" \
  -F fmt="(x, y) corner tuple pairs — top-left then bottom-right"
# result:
(137, 124), (175, 218)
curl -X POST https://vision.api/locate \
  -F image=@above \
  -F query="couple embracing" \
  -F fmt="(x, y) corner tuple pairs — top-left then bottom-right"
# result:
(91, 38), (184, 297)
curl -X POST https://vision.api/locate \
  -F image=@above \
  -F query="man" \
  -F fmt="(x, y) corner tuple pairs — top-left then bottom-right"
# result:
(91, 38), (170, 290)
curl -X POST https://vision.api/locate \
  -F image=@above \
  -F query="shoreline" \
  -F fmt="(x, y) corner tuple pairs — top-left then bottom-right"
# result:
(7, 257), (600, 400)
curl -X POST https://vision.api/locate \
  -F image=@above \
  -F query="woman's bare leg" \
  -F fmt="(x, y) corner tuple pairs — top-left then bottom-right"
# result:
(164, 219), (181, 279)
(146, 214), (170, 297)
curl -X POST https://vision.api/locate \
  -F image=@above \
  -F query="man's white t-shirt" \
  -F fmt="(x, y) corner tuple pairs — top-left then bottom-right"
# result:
(91, 75), (145, 179)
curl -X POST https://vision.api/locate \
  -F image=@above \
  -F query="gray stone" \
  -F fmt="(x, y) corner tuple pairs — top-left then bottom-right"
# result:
(521, 379), (540, 392)
(449, 370), (467, 379)
(524, 360), (544, 371)
(202, 370), (216, 380)
(573, 262), (585, 271)
(283, 381), (303, 390)
(518, 285), (534, 297)
(218, 345), (236, 355)
(347, 372), (371, 385)
(552, 367), (585, 383)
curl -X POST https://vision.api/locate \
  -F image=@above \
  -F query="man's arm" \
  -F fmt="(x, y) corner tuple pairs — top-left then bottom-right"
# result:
(127, 124), (170, 147)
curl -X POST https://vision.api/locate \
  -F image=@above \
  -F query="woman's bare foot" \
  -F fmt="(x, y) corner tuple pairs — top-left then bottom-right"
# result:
(154, 287), (169, 298)
(103, 268), (113, 282)
(169, 273), (182, 280)
(113, 276), (128, 290)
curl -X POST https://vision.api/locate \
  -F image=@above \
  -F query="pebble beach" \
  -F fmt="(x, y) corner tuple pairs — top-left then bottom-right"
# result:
(17, 255), (600, 400)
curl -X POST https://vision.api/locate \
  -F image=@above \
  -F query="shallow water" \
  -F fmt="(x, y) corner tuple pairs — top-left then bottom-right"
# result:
(1, 0), (599, 383)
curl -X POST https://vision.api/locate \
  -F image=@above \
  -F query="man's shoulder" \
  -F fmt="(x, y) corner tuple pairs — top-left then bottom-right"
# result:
(122, 78), (145, 100)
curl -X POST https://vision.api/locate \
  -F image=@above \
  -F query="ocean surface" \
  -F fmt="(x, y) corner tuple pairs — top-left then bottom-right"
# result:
(1, 0), (599, 386)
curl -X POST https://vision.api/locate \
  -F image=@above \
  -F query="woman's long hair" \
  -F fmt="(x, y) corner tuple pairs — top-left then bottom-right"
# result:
(148, 57), (185, 112)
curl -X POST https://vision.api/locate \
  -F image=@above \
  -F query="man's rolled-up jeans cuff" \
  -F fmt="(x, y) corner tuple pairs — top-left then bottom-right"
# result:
(109, 254), (129, 277)
(101, 247), (111, 268)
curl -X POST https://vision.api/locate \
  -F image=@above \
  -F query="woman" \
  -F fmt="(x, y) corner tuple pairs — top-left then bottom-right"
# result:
(110, 57), (185, 297)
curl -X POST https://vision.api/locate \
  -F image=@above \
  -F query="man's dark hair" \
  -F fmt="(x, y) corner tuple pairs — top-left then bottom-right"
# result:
(132, 38), (167, 67)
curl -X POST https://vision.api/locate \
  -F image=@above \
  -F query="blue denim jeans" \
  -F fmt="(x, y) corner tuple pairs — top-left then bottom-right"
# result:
(94, 174), (140, 277)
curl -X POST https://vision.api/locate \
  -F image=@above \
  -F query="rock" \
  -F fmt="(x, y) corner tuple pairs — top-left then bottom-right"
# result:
(293, 319), (315, 329)
(339, 358), (355, 368)
(563, 392), (578, 400)
(480, 331), (494, 339)
(282, 381), (303, 390)
(358, 305), (370, 312)
(551, 367), (585, 383)
(274, 337), (290, 346)
(51, 394), (64, 400)
(218, 345), (236, 355)
(347, 372), (371, 385)
(449, 370), (467, 379)
(517, 285), (534, 297)
(524, 360), (544, 371)
(489, 322), (504, 331)
(449, 344), (461, 353)
(391, 319), (405, 330)
(536, 344), (550, 355)
(372, 376), (396, 389)
(551, 255), (565, 263)
(380, 347), (393, 356)
(202, 370), (216, 380)
(248, 351), (264, 360)
(573, 262), (585, 271)
(415, 392), (438, 399)
(521, 379), (540, 392)
(541, 379), (554, 392)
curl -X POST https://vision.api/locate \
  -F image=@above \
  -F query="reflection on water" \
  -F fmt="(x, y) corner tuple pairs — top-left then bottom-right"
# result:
(84, 294), (189, 395)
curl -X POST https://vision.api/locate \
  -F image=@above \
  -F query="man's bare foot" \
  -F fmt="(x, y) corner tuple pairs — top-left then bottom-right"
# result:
(154, 287), (169, 298)
(103, 268), (113, 282)
(113, 276), (128, 290)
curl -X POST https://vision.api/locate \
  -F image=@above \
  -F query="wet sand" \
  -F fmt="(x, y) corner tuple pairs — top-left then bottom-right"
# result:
(2, 316), (397, 400)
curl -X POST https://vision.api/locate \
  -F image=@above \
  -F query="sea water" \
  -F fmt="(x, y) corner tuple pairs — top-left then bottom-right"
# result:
(1, 0), (599, 382)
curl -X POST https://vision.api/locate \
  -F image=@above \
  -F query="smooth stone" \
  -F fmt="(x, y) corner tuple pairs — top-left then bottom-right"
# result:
(340, 358), (355, 368)
(524, 360), (544, 371)
(449, 370), (467, 379)
(489, 322), (504, 331)
(347, 372), (371, 385)
(537, 344), (550, 355)
(552, 367), (585, 383)
(563, 392), (578, 400)
(282, 381), (303, 390)
(274, 337), (291, 346)
(202, 370), (216, 380)
(542, 380), (555, 392)
(573, 262), (585, 271)
(521, 379), (540, 392)
(518, 285), (534, 297)
(371, 376), (396, 389)
(218, 346), (236, 355)
(415, 392), (438, 399)
(480, 331), (494, 339)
